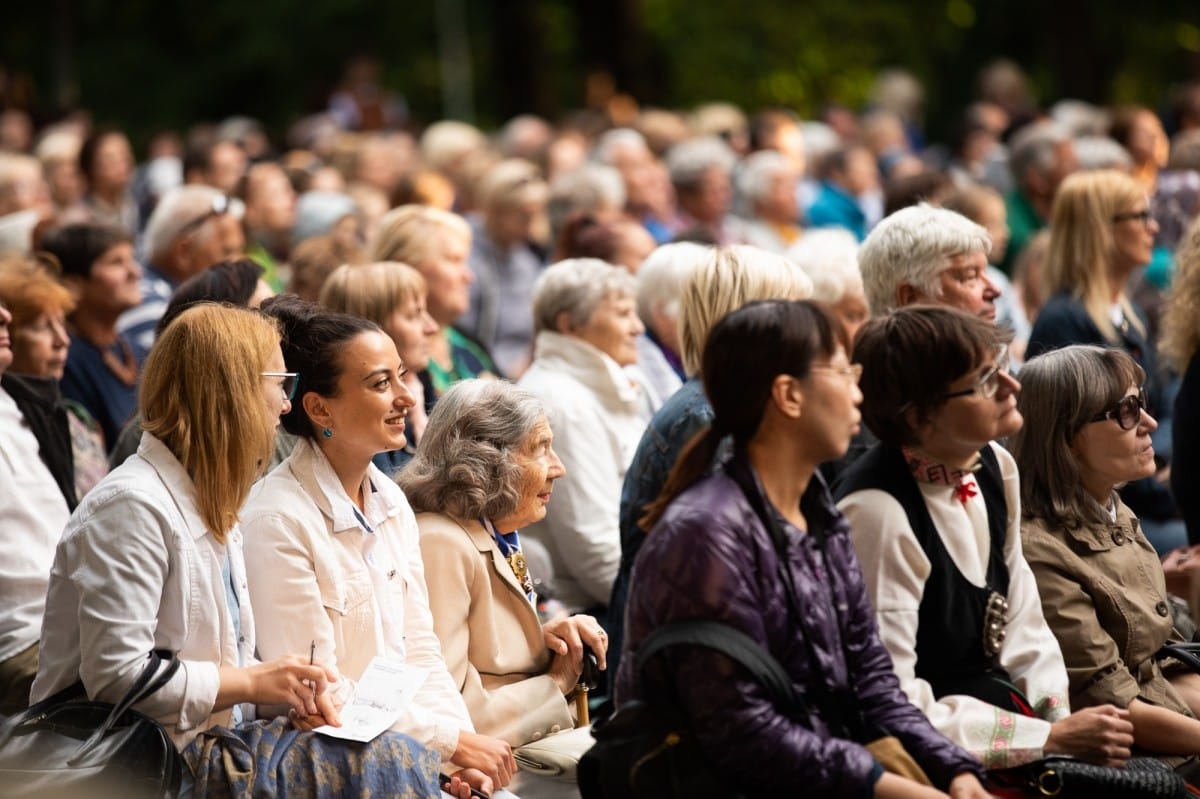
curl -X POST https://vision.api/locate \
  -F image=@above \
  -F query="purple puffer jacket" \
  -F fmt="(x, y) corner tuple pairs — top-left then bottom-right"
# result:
(616, 467), (983, 797)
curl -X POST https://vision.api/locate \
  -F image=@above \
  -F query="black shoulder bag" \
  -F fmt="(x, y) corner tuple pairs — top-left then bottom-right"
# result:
(577, 619), (802, 799)
(0, 651), (186, 799)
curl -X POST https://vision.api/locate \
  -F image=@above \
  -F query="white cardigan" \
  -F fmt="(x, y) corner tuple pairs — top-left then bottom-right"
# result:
(32, 433), (256, 749)
(241, 437), (474, 759)
(517, 331), (648, 613)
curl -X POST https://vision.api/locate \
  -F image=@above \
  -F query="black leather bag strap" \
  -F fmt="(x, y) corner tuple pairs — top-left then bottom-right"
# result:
(1158, 642), (1200, 672)
(75, 652), (181, 760)
(634, 620), (801, 712)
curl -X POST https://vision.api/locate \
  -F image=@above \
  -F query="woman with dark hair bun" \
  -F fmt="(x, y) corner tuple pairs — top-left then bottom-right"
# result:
(619, 299), (989, 799)
(243, 295), (517, 799)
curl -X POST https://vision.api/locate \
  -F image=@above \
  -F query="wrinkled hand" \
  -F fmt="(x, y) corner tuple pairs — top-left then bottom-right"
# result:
(1045, 705), (1133, 767)
(452, 731), (516, 788)
(543, 614), (608, 670)
(247, 655), (341, 724)
(444, 768), (493, 799)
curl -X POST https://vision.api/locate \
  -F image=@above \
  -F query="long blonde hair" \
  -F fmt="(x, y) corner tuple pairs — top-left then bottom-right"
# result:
(1161, 216), (1200, 372)
(140, 304), (280, 542)
(1044, 169), (1146, 342)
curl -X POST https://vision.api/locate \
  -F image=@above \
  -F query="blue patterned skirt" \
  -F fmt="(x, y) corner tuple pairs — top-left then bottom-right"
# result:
(182, 717), (442, 798)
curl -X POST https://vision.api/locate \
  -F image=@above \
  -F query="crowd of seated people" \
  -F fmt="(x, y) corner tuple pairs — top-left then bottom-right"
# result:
(9, 62), (1200, 797)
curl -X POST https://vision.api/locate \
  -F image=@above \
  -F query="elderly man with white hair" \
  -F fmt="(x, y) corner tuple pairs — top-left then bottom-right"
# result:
(733, 149), (802, 253)
(592, 128), (674, 244)
(664, 136), (738, 244)
(858, 202), (1000, 322)
(116, 185), (245, 361)
(1000, 120), (1078, 274)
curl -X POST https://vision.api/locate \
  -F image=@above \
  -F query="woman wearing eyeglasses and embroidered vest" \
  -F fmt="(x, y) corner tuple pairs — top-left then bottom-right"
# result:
(1025, 169), (1182, 556)
(1013, 344), (1200, 773)
(241, 296), (516, 799)
(834, 306), (1135, 772)
(399, 379), (609, 794)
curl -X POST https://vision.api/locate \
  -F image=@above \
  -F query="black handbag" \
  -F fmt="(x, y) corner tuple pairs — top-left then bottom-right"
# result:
(577, 619), (802, 799)
(0, 652), (186, 799)
(987, 755), (1187, 799)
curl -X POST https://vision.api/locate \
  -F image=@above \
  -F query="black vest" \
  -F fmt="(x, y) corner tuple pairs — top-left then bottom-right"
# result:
(835, 444), (1013, 704)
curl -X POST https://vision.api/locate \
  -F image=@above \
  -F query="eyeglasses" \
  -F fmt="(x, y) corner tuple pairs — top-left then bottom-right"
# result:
(179, 193), (240, 237)
(942, 348), (1011, 401)
(812, 362), (863, 385)
(1086, 387), (1148, 431)
(262, 371), (299, 402)
(1112, 209), (1154, 226)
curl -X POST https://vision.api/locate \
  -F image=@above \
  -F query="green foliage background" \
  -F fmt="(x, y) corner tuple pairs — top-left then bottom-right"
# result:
(2, 0), (1198, 147)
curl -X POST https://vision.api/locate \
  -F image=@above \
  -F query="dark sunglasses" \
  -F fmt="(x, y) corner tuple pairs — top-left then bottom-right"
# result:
(1086, 387), (1148, 431)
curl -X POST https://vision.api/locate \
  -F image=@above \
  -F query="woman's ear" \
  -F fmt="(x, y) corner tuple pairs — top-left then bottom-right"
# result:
(302, 392), (332, 431)
(553, 310), (574, 335)
(770, 374), (804, 419)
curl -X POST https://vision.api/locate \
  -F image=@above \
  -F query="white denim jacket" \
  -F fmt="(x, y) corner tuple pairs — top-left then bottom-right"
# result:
(31, 433), (256, 749)
(242, 437), (473, 759)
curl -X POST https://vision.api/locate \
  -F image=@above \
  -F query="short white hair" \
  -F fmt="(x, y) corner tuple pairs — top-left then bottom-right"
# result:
(665, 136), (736, 190)
(737, 150), (792, 203)
(635, 242), (709, 325)
(531, 258), (637, 333)
(142, 185), (243, 263)
(786, 229), (862, 304)
(858, 203), (991, 315)
(1074, 136), (1133, 172)
(547, 164), (626, 241)
(592, 128), (650, 165)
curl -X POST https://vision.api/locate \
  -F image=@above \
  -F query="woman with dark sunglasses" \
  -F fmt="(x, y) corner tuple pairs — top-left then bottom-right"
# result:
(1012, 344), (1200, 770)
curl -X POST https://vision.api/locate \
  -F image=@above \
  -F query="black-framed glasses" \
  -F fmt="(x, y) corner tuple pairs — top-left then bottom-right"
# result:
(180, 193), (239, 236)
(1086, 386), (1148, 431)
(262, 371), (299, 402)
(942, 348), (1010, 401)
(1112, 209), (1153, 226)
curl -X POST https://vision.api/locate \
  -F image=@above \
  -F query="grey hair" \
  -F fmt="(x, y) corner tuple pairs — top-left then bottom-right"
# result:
(143, 185), (240, 262)
(1074, 136), (1133, 172)
(592, 128), (650, 166)
(547, 164), (626, 242)
(399, 379), (546, 521)
(1008, 120), (1074, 189)
(635, 241), (709, 326)
(665, 136), (737, 191)
(531, 258), (637, 333)
(787, 228), (862, 304)
(858, 202), (992, 315)
(737, 150), (792, 203)
(1010, 345), (1144, 531)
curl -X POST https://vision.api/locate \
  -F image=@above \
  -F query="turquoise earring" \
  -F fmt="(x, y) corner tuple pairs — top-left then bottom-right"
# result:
(322, 427), (333, 439)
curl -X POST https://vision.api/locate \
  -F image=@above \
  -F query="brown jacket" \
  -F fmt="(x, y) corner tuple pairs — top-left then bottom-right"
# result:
(416, 512), (575, 746)
(1021, 498), (1192, 718)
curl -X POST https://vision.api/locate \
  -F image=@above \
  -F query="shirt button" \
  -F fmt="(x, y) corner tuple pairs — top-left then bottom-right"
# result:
(550, 725), (561, 734)
(531, 731), (543, 740)
(1156, 601), (1170, 617)
(1112, 531), (1125, 545)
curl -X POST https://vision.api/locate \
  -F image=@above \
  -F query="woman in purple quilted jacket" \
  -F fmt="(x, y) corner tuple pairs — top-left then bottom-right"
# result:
(617, 299), (990, 799)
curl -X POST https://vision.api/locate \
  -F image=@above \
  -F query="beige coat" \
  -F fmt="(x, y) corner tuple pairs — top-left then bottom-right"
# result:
(1021, 498), (1193, 718)
(417, 512), (575, 746)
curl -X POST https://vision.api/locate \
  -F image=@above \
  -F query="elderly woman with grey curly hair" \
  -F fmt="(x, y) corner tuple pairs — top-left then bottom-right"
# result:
(399, 379), (608, 792)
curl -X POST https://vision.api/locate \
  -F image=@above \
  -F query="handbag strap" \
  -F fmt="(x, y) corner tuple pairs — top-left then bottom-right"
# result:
(74, 651), (181, 760)
(634, 620), (801, 711)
